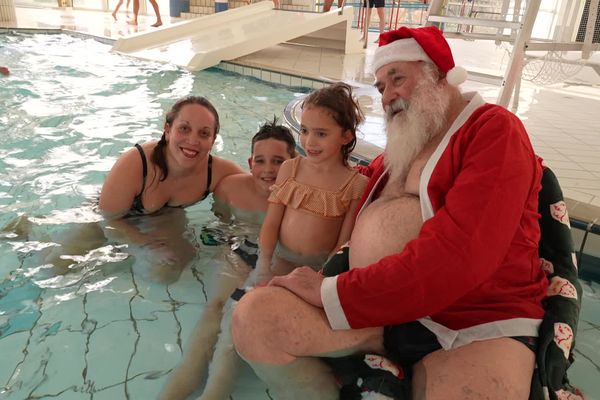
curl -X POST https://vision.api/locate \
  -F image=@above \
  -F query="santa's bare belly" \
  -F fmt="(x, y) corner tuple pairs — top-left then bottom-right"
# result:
(349, 194), (423, 269)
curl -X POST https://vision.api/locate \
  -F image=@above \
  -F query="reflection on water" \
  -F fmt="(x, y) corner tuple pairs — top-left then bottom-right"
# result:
(0, 32), (298, 398)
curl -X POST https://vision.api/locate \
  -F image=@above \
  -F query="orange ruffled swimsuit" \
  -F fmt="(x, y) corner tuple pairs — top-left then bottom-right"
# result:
(268, 157), (367, 219)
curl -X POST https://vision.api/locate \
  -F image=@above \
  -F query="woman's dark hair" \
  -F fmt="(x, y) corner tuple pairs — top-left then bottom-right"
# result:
(251, 117), (297, 158)
(301, 82), (364, 165)
(152, 96), (220, 181)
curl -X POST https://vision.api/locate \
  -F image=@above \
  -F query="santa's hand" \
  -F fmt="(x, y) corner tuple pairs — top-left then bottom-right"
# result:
(269, 267), (324, 308)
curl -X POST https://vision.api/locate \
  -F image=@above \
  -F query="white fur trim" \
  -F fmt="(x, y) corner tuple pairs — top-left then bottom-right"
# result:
(372, 38), (433, 74)
(419, 316), (541, 350)
(446, 66), (467, 86)
(321, 276), (351, 329)
(420, 92), (485, 221)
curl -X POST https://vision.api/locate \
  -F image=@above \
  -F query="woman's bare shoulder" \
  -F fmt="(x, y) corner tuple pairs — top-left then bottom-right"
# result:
(115, 141), (157, 165)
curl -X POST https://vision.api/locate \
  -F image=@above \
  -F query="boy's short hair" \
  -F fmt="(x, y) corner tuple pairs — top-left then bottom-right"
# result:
(251, 117), (297, 158)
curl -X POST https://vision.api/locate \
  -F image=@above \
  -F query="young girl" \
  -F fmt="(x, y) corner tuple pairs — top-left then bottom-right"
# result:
(257, 82), (368, 283)
(159, 119), (296, 400)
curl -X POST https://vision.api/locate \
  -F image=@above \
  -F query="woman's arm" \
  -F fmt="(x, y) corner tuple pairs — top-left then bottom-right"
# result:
(99, 144), (164, 247)
(99, 146), (145, 218)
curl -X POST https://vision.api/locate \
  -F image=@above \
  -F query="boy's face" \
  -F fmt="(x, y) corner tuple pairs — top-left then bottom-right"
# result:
(250, 138), (292, 191)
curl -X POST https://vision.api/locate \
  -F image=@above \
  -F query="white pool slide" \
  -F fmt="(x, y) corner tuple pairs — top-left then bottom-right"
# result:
(111, 2), (363, 71)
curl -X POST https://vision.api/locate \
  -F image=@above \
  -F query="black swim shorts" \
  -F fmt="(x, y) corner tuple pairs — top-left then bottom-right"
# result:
(363, 0), (384, 8)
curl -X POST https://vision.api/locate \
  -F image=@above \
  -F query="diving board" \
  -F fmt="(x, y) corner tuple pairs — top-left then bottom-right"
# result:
(111, 2), (363, 71)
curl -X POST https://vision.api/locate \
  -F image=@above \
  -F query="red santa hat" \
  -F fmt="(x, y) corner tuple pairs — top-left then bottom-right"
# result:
(372, 26), (468, 86)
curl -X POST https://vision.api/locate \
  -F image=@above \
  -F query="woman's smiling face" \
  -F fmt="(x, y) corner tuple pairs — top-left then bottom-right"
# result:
(164, 103), (217, 168)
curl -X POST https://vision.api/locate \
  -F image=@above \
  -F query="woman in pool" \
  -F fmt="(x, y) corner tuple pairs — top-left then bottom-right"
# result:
(3, 96), (243, 282)
(99, 95), (243, 282)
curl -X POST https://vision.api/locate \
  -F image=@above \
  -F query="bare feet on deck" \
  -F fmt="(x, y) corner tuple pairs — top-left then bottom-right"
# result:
(111, 11), (117, 21)
(151, 21), (162, 27)
(127, 19), (138, 25)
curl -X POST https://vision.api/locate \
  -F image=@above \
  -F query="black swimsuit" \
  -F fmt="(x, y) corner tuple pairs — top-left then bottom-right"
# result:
(129, 143), (213, 214)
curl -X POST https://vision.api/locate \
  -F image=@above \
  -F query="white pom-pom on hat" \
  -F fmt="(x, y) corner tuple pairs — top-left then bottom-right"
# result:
(445, 66), (468, 86)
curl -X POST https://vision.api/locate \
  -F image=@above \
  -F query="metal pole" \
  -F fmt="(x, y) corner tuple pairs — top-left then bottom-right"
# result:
(583, 0), (599, 58)
(496, 0), (542, 107)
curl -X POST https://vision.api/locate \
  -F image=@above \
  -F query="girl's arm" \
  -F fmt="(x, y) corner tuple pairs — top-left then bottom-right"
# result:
(330, 197), (361, 257)
(256, 201), (286, 283)
(330, 173), (368, 257)
(255, 159), (293, 284)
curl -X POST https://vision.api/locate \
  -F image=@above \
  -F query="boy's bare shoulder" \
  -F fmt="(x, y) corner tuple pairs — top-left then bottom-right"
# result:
(214, 172), (252, 201)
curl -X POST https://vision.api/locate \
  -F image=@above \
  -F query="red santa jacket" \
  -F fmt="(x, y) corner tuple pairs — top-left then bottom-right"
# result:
(322, 93), (548, 349)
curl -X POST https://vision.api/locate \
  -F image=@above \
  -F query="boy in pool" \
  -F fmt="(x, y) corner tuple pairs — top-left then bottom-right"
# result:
(159, 118), (296, 400)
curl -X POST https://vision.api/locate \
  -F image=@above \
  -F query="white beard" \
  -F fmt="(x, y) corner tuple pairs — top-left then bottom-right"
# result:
(384, 77), (451, 182)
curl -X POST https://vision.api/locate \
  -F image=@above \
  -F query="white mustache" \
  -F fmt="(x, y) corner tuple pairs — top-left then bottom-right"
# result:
(385, 98), (409, 120)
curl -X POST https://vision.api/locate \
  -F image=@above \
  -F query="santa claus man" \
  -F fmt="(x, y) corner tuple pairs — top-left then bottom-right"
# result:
(232, 26), (548, 399)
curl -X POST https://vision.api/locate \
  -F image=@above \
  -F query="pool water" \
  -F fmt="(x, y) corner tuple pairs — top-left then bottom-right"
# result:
(0, 32), (305, 399)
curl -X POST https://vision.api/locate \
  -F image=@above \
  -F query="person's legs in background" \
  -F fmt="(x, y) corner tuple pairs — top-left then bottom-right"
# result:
(322, 0), (343, 12)
(363, 0), (385, 44)
(374, 0), (385, 42)
(112, 0), (124, 20)
(127, 0), (161, 28)
(127, 0), (139, 25)
(362, 0), (374, 47)
(148, 0), (162, 27)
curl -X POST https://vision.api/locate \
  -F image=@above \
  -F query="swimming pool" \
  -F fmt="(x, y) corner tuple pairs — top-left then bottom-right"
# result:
(2, 31), (600, 400)
(0, 31), (307, 399)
